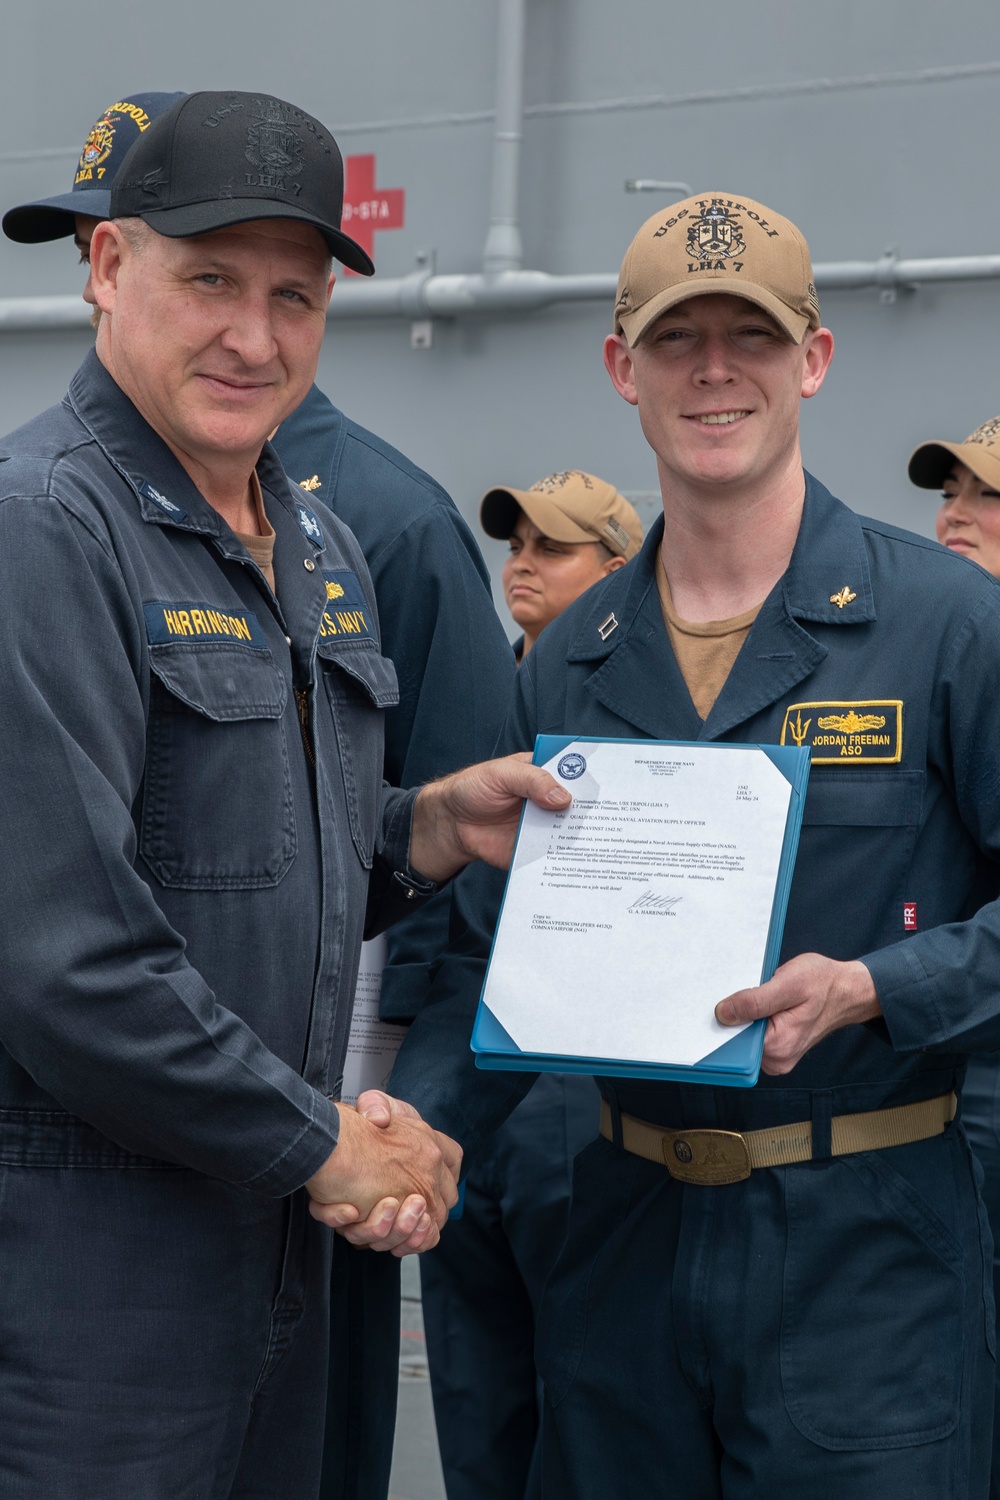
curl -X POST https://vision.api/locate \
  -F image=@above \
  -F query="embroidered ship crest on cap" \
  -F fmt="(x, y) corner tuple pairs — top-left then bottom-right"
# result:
(686, 203), (747, 261)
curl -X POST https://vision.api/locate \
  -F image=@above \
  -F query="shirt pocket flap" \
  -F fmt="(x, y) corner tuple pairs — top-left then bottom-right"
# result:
(803, 770), (924, 828)
(147, 643), (286, 722)
(316, 640), (399, 709)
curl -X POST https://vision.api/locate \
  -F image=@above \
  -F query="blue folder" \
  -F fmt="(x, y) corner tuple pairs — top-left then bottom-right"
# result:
(471, 735), (811, 1089)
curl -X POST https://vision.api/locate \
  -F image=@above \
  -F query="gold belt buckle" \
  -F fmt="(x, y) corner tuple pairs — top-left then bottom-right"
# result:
(661, 1128), (752, 1185)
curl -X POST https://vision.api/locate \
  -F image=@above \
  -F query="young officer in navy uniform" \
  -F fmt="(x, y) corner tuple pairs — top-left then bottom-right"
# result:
(390, 194), (1000, 1496)
(0, 91), (564, 1500)
(418, 471), (642, 1500)
(909, 416), (1000, 1500)
(4, 91), (515, 1500)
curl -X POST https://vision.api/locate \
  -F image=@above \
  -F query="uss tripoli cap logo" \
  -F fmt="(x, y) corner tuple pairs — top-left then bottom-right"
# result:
(613, 192), (821, 347)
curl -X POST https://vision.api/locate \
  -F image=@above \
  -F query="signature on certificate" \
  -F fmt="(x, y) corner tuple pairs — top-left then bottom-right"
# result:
(628, 890), (684, 913)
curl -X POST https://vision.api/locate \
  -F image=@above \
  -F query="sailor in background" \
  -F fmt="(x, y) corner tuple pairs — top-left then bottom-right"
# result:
(269, 236), (515, 1500)
(909, 414), (1000, 1500)
(418, 471), (642, 1500)
(482, 469), (643, 663)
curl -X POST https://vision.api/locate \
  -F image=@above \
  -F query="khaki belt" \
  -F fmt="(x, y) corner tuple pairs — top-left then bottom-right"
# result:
(599, 1092), (957, 1186)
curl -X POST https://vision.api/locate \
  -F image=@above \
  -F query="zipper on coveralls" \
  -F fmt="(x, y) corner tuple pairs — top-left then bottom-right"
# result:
(294, 687), (316, 768)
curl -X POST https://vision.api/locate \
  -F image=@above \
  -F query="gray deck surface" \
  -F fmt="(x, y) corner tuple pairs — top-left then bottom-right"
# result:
(389, 1257), (447, 1500)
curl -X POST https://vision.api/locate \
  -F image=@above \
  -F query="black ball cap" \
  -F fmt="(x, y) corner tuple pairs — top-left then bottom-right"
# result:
(110, 91), (374, 276)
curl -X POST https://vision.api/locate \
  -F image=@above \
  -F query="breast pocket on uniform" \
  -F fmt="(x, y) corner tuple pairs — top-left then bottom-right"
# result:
(784, 770), (926, 957)
(141, 641), (295, 890)
(800, 770), (924, 829)
(316, 640), (398, 870)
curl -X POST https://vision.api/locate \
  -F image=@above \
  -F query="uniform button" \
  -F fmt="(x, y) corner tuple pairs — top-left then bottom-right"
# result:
(284, 635), (292, 646)
(405, 887), (418, 899)
(303, 557), (316, 572)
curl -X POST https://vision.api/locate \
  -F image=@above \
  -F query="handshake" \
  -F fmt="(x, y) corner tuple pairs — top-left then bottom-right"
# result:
(303, 751), (579, 1256)
(305, 1090), (463, 1257)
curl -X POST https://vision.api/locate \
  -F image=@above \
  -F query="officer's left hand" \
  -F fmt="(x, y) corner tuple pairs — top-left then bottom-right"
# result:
(409, 752), (572, 883)
(715, 953), (881, 1075)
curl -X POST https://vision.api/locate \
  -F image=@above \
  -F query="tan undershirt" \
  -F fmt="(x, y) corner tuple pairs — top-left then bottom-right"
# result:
(654, 551), (760, 721)
(235, 472), (276, 594)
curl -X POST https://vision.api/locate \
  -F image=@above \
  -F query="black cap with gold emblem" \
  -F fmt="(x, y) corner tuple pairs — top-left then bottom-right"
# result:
(110, 91), (374, 276)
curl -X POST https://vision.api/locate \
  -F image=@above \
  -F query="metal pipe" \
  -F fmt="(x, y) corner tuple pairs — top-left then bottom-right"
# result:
(4, 253), (1000, 333)
(625, 180), (692, 196)
(481, 0), (526, 274)
(326, 270), (617, 320)
(325, 253), (1000, 318)
(811, 254), (1000, 290)
(0, 296), (94, 332)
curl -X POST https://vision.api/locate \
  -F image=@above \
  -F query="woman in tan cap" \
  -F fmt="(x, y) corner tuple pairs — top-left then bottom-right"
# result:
(910, 415), (1000, 1496)
(909, 416), (1000, 573)
(480, 469), (644, 659)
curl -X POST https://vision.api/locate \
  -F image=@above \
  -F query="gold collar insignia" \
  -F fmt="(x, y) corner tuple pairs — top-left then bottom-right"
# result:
(830, 585), (857, 609)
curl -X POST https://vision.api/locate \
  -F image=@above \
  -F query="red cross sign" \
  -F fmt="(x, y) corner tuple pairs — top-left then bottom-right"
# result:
(340, 154), (405, 276)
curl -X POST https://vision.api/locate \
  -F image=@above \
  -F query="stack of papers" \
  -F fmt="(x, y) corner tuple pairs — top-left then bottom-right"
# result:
(342, 935), (408, 1105)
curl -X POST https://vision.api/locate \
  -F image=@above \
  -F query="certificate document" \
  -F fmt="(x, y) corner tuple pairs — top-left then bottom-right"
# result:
(475, 737), (809, 1081)
(341, 935), (408, 1105)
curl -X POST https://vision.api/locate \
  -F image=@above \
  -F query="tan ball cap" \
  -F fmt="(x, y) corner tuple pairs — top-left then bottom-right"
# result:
(614, 192), (821, 347)
(480, 470), (644, 560)
(908, 417), (1000, 492)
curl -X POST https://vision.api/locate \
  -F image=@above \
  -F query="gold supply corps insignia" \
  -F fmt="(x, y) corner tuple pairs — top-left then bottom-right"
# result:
(780, 701), (903, 764)
(830, 586), (857, 609)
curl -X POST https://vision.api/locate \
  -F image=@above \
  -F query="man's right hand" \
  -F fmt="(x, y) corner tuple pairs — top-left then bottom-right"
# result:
(305, 1093), (461, 1254)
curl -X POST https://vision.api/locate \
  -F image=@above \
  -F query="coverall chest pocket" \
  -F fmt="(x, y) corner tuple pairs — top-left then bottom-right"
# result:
(801, 771), (924, 829)
(784, 771), (925, 954)
(141, 643), (296, 890)
(317, 641), (398, 870)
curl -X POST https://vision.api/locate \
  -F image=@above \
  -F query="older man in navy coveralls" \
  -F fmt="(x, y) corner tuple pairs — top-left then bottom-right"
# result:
(3, 88), (516, 1500)
(0, 91), (565, 1500)
(390, 192), (1000, 1497)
